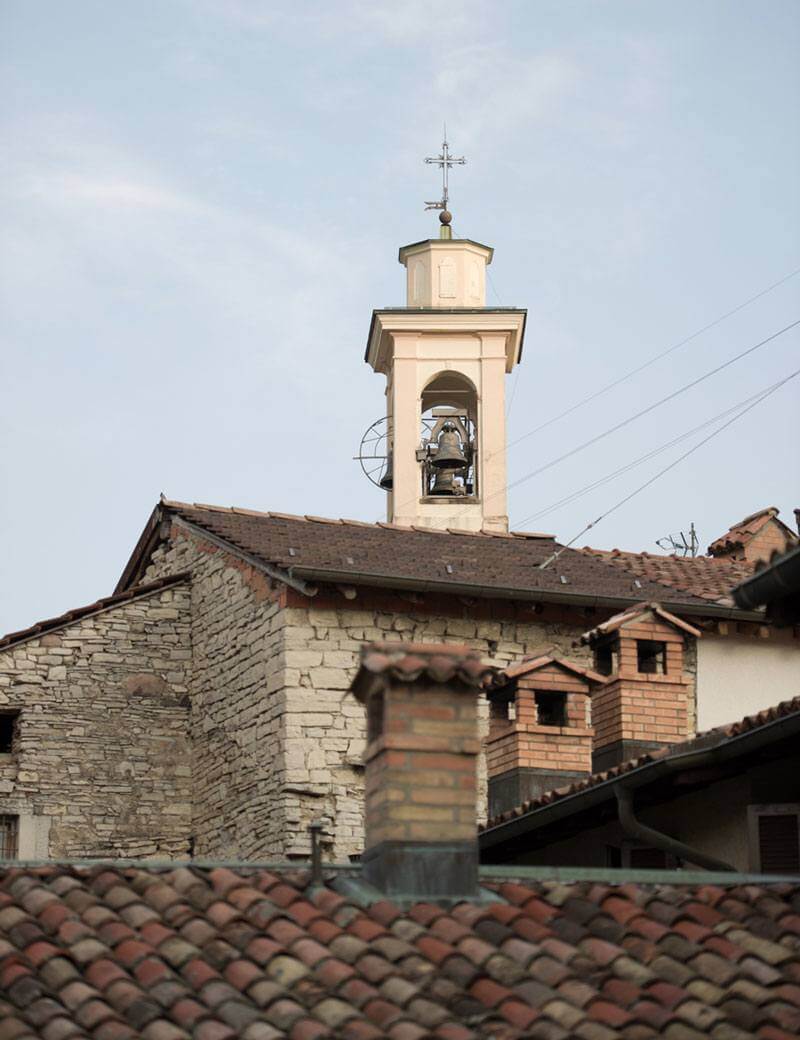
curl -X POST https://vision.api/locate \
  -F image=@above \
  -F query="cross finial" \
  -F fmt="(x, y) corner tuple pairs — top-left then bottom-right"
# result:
(424, 126), (466, 215)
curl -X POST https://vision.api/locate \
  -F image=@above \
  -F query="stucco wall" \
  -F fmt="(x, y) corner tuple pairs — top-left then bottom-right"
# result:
(0, 584), (192, 858)
(697, 633), (800, 730)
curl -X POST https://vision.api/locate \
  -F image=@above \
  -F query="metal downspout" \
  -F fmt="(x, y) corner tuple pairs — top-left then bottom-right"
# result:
(615, 785), (735, 872)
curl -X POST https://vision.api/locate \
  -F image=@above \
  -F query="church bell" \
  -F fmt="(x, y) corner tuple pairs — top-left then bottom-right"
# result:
(430, 468), (459, 495)
(431, 421), (467, 469)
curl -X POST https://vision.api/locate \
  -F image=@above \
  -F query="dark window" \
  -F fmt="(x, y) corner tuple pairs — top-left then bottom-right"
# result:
(489, 692), (514, 725)
(0, 712), (19, 754)
(367, 691), (385, 744)
(594, 639), (616, 676)
(0, 815), (18, 859)
(606, 843), (671, 869)
(629, 847), (668, 869)
(758, 812), (800, 874)
(535, 690), (567, 727)
(637, 640), (666, 674)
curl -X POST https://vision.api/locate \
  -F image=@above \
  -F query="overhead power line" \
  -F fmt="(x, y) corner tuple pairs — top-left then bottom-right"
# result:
(514, 379), (790, 528)
(501, 263), (800, 454)
(537, 366), (800, 569)
(503, 317), (800, 501)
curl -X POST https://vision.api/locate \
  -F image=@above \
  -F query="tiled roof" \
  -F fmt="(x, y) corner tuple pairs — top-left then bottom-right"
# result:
(579, 603), (702, 643)
(483, 696), (800, 833)
(707, 506), (788, 556)
(129, 500), (735, 615)
(0, 575), (189, 653)
(351, 643), (493, 702)
(579, 547), (752, 604)
(2, 862), (800, 1040)
(491, 656), (607, 687)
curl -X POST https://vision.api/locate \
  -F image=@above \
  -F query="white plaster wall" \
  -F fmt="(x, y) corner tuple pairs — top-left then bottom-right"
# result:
(697, 634), (800, 730)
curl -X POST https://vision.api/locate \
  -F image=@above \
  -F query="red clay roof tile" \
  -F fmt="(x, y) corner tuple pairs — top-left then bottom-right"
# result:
(2, 864), (800, 1038)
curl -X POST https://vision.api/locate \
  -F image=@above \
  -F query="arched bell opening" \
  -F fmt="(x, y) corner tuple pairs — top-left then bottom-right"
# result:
(419, 371), (478, 499)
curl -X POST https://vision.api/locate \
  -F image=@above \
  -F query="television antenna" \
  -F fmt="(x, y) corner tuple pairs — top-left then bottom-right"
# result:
(656, 522), (699, 557)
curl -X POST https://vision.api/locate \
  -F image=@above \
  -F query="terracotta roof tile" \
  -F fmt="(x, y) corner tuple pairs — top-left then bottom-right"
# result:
(579, 547), (752, 603)
(0, 574), (189, 652)
(2, 864), (800, 1038)
(125, 500), (730, 613)
(707, 506), (791, 556)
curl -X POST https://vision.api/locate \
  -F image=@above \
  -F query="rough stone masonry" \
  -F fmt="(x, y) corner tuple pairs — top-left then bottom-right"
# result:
(0, 582), (192, 858)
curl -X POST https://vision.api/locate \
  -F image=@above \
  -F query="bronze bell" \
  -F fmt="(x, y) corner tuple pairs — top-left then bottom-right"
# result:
(430, 468), (458, 495)
(379, 451), (393, 490)
(431, 421), (467, 469)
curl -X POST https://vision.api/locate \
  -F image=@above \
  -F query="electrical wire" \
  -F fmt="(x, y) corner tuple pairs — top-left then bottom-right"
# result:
(502, 317), (799, 499)
(537, 366), (800, 569)
(514, 378), (791, 528)
(383, 242), (800, 523)
(412, 316), (799, 527)
(501, 263), (800, 456)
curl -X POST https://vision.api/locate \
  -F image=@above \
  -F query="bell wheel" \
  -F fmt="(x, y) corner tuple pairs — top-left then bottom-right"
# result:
(355, 417), (392, 489)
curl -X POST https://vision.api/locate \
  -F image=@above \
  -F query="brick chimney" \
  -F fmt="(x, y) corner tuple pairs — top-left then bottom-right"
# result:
(348, 642), (492, 903)
(581, 603), (701, 772)
(485, 657), (605, 817)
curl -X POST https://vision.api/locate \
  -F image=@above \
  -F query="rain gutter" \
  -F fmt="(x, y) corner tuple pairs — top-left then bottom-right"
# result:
(289, 564), (764, 622)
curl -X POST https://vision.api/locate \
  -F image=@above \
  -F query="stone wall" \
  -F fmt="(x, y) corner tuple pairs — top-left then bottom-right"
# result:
(0, 583), (192, 858)
(276, 592), (597, 861)
(142, 527), (287, 860)
(141, 524), (702, 863)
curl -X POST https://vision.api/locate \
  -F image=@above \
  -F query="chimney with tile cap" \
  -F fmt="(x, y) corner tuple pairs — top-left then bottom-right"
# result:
(581, 603), (701, 772)
(485, 656), (605, 817)
(348, 641), (493, 903)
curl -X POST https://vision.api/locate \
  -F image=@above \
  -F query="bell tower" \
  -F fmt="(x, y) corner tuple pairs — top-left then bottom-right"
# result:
(364, 208), (526, 533)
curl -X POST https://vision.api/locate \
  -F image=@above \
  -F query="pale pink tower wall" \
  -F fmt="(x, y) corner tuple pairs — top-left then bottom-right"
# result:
(365, 227), (526, 533)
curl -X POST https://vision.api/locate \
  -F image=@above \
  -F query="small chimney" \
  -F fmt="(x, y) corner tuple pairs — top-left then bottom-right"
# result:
(485, 656), (604, 817)
(581, 603), (701, 772)
(349, 642), (492, 903)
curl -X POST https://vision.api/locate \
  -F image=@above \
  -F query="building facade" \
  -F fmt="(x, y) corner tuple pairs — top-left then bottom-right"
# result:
(1, 227), (797, 863)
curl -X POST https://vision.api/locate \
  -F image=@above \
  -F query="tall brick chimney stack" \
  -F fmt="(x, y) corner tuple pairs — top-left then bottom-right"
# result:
(348, 642), (493, 903)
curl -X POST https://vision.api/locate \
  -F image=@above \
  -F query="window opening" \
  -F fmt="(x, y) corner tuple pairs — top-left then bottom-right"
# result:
(606, 843), (671, 869)
(758, 812), (800, 874)
(594, 640), (617, 676)
(535, 690), (567, 727)
(0, 815), (18, 859)
(637, 640), (666, 675)
(489, 692), (515, 729)
(0, 712), (20, 754)
(419, 372), (478, 499)
(629, 847), (668, 870)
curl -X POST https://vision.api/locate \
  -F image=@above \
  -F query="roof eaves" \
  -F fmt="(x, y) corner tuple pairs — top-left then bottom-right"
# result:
(289, 563), (765, 620)
(480, 699), (800, 848)
(0, 573), (190, 653)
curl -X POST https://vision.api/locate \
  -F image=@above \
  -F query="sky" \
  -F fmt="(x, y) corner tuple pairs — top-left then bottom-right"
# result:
(1, 0), (799, 634)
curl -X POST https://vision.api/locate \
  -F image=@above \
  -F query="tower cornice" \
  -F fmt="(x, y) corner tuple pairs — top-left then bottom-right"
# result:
(365, 307), (527, 374)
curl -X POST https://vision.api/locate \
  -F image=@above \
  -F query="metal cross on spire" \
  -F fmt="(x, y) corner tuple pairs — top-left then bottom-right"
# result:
(424, 126), (466, 213)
